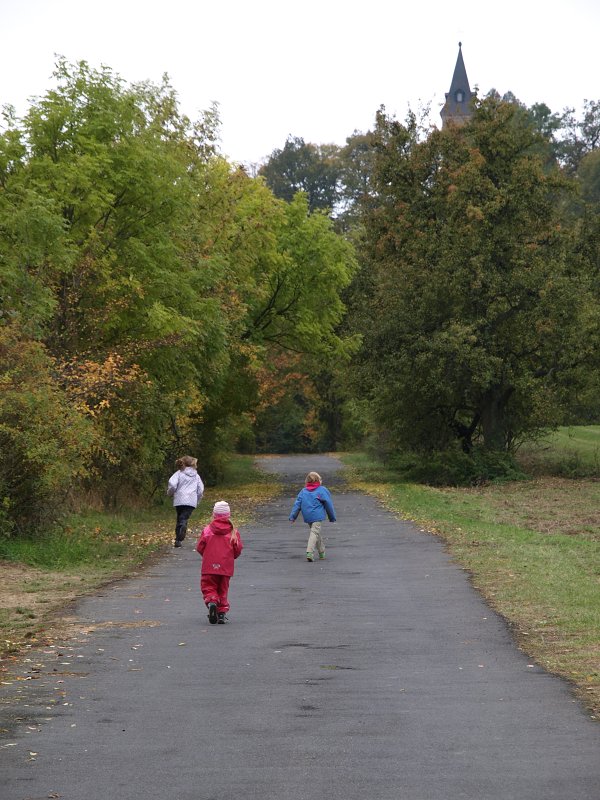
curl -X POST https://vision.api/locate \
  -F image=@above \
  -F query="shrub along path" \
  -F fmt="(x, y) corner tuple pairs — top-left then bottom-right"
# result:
(1, 454), (598, 800)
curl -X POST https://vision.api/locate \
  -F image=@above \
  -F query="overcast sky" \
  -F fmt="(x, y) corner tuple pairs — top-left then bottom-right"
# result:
(1, 0), (598, 166)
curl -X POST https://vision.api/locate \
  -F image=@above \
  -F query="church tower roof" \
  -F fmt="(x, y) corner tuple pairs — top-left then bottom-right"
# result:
(440, 42), (476, 128)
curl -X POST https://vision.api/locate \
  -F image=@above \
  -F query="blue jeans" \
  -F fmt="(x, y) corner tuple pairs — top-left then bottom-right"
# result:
(175, 505), (195, 542)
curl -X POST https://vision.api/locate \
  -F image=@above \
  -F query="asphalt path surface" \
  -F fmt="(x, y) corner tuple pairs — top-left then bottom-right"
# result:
(1, 454), (599, 800)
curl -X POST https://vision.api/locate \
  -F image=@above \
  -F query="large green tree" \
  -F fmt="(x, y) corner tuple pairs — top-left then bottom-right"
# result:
(0, 60), (232, 494)
(354, 97), (598, 455)
(259, 135), (341, 213)
(177, 165), (357, 467)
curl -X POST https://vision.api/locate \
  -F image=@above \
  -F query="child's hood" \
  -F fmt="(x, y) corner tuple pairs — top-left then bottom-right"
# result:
(182, 466), (197, 477)
(305, 482), (321, 492)
(209, 518), (234, 536)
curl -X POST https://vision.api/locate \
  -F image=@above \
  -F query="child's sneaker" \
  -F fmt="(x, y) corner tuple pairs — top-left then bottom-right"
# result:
(319, 551), (325, 560)
(207, 602), (218, 624)
(217, 612), (227, 624)
(306, 552), (314, 562)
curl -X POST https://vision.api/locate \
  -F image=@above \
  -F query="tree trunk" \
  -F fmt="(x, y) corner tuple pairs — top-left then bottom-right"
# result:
(480, 387), (514, 451)
(452, 413), (480, 453)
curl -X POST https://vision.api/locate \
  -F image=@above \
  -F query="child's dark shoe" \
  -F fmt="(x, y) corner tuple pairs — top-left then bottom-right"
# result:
(208, 602), (218, 624)
(217, 612), (227, 624)
(306, 552), (314, 562)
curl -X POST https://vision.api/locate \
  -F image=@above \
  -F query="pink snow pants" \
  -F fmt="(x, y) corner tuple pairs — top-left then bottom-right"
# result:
(201, 574), (231, 613)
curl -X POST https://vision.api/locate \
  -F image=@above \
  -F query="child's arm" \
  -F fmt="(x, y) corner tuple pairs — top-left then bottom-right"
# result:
(196, 532), (207, 554)
(321, 489), (337, 522)
(197, 475), (204, 501)
(167, 472), (178, 497)
(289, 492), (302, 522)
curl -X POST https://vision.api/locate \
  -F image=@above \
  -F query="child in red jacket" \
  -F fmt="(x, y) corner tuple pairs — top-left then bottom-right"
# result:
(196, 501), (243, 624)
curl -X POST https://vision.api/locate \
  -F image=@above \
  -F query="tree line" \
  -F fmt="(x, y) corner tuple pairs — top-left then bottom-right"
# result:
(1, 59), (599, 536)
(258, 94), (600, 481)
(0, 59), (356, 535)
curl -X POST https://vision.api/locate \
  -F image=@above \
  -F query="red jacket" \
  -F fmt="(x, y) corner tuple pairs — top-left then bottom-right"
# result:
(196, 519), (243, 576)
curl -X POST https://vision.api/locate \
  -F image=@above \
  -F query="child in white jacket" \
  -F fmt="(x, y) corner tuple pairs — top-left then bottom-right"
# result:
(167, 455), (204, 547)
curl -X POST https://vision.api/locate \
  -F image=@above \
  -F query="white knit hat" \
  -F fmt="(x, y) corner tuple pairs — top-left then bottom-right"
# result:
(213, 500), (231, 517)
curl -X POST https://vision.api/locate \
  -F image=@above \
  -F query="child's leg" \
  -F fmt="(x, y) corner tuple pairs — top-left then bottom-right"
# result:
(201, 574), (219, 606)
(216, 576), (231, 613)
(306, 521), (322, 557)
(315, 525), (325, 556)
(175, 505), (194, 543)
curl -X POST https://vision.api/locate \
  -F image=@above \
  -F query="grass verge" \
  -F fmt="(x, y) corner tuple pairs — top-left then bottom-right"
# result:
(0, 455), (280, 659)
(520, 426), (600, 478)
(339, 451), (600, 718)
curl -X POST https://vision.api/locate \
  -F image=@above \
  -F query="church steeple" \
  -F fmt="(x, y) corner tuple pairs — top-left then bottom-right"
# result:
(440, 42), (476, 128)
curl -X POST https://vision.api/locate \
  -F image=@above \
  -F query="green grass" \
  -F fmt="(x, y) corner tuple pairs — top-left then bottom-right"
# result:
(0, 508), (172, 571)
(339, 447), (600, 716)
(520, 425), (600, 477)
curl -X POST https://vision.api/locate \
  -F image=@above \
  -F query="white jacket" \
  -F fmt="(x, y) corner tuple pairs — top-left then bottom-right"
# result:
(167, 467), (204, 507)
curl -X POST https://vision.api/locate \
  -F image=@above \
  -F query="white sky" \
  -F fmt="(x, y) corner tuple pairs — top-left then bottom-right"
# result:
(1, 0), (599, 166)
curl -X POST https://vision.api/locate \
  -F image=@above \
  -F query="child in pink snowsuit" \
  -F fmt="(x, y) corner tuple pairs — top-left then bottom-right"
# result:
(196, 500), (243, 624)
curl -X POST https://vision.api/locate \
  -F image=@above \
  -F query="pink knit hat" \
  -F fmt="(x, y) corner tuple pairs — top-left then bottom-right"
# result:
(213, 500), (231, 518)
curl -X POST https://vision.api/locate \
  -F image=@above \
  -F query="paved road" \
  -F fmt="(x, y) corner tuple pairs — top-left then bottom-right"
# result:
(1, 454), (599, 800)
